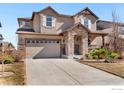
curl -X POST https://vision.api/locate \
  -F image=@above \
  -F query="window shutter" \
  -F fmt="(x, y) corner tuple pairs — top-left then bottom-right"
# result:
(43, 15), (46, 27)
(81, 18), (84, 25)
(52, 17), (56, 27)
(88, 20), (91, 29)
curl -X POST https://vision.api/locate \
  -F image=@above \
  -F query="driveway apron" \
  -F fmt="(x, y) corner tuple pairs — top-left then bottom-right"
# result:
(26, 59), (124, 85)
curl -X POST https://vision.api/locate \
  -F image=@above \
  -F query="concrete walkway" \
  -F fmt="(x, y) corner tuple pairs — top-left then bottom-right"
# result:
(25, 59), (124, 85)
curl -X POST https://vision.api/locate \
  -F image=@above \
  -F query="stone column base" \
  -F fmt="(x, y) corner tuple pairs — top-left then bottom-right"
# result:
(67, 55), (74, 59)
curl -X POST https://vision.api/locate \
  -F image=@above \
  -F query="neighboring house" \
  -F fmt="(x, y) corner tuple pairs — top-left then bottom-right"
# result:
(0, 42), (15, 52)
(0, 22), (2, 28)
(0, 22), (16, 54)
(16, 6), (124, 59)
(0, 34), (3, 43)
(0, 34), (3, 52)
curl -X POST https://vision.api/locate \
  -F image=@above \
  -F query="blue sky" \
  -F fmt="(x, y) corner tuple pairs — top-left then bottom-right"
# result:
(0, 3), (124, 48)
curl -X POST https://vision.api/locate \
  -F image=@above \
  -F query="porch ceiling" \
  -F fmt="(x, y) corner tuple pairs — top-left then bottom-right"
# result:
(88, 31), (108, 44)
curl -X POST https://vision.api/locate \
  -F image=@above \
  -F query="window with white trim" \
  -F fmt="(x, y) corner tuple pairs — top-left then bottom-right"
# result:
(19, 21), (31, 27)
(46, 16), (52, 27)
(25, 21), (31, 26)
(84, 19), (89, 28)
(43, 15), (56, 28)
(81, 18), (91, 29)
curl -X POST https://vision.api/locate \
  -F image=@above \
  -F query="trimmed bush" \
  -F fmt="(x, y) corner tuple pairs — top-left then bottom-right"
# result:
(99, 48), (107, 59)
(89, 48), (119, 61)
(106, 52), (119, 60)
(90, 48), (100, 59)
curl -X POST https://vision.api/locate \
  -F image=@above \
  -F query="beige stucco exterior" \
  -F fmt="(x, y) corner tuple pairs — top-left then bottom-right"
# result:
(33, 13), (40, 33)
(18, 33), (62, 45)
(39, 10), (74, 34)
(73, 10), (97, 31)
(17, 6), (111, 59)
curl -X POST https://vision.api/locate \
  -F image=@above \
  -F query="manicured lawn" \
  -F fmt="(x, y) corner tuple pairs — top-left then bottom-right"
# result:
(0, 62), (25, 85)
(80, 61), (124, 78)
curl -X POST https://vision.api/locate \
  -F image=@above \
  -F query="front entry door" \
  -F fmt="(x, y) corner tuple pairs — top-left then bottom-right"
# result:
(74, 44), (80, 55)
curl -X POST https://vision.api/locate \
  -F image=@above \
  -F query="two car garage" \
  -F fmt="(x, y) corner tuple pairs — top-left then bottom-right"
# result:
(25, 39), (61, 58)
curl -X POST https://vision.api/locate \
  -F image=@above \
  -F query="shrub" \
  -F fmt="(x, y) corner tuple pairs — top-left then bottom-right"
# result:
(106, 52), (119, 60)
(85, 53), (91, 59)
(99, 48), (107, 59)
(111, 52), (119, 59)
(89, 48), (119, 61)
(90, 48), (100, 59)
(99, 48), (106, 54)
(5, 55), (16, 64)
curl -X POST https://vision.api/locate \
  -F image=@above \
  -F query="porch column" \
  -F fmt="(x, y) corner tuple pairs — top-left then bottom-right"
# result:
(102, 36), (105, 48)
(82, 35), (88, 58)
(67, 32), (74, 59)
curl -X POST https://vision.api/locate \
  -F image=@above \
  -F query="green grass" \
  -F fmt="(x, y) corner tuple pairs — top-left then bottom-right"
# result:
(80, 61), (124, 78)
(0, 62), (25, 85)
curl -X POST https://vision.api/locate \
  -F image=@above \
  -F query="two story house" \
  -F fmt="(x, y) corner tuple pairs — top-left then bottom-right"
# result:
(16, 6), (124, 59)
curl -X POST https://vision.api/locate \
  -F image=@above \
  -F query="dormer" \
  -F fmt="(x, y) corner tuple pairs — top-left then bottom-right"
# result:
(18, 18), (32, 29)
(73, 7), (99, 31)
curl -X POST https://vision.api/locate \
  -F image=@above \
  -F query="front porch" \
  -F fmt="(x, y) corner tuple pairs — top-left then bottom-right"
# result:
(60, 23), (107, 59)
(88, 32), (107, 49)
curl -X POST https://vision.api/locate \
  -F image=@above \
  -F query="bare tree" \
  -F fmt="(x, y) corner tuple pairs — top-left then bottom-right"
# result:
(109, 10), (123, 56)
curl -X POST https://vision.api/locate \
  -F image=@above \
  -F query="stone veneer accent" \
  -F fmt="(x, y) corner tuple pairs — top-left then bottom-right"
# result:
(67, 31), (74, 58)
(82, 34), (88, 58)
(67, 27), (88, 59)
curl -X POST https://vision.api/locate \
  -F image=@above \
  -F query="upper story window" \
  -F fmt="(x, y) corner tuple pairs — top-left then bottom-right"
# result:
(81, 18), (91, 29)
(43, 15), (56, 28)
(46, 16), (52, 27)
(19, 21), (31, 27)
(25, 21), (31, 26)
(84, 19), (89, 28)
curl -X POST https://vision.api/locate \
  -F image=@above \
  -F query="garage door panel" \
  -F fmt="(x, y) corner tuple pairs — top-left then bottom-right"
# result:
(26, 39), (60, 58)
(35, 44), (60, 58)
(26, 47), (44, 58)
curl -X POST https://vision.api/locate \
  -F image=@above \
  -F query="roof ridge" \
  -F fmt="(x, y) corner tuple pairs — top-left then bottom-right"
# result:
(18, 6), (99, 20)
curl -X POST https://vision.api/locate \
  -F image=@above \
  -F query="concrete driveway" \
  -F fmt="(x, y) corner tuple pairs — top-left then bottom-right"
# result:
(25, 59), (124, 85)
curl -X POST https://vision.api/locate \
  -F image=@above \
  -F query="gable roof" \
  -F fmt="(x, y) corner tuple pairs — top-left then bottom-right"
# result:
(17, 17), (32, 22)
(74, 7), (99, 19)
(39, 6), (60, 15)
(1, 42), (15, 50)
(31, 6), (72, 20)
(62, 22), (90, 34)
(61, 22), (107, 36)
(97, 20), (124, 26)
(17, 6), (99, 23)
